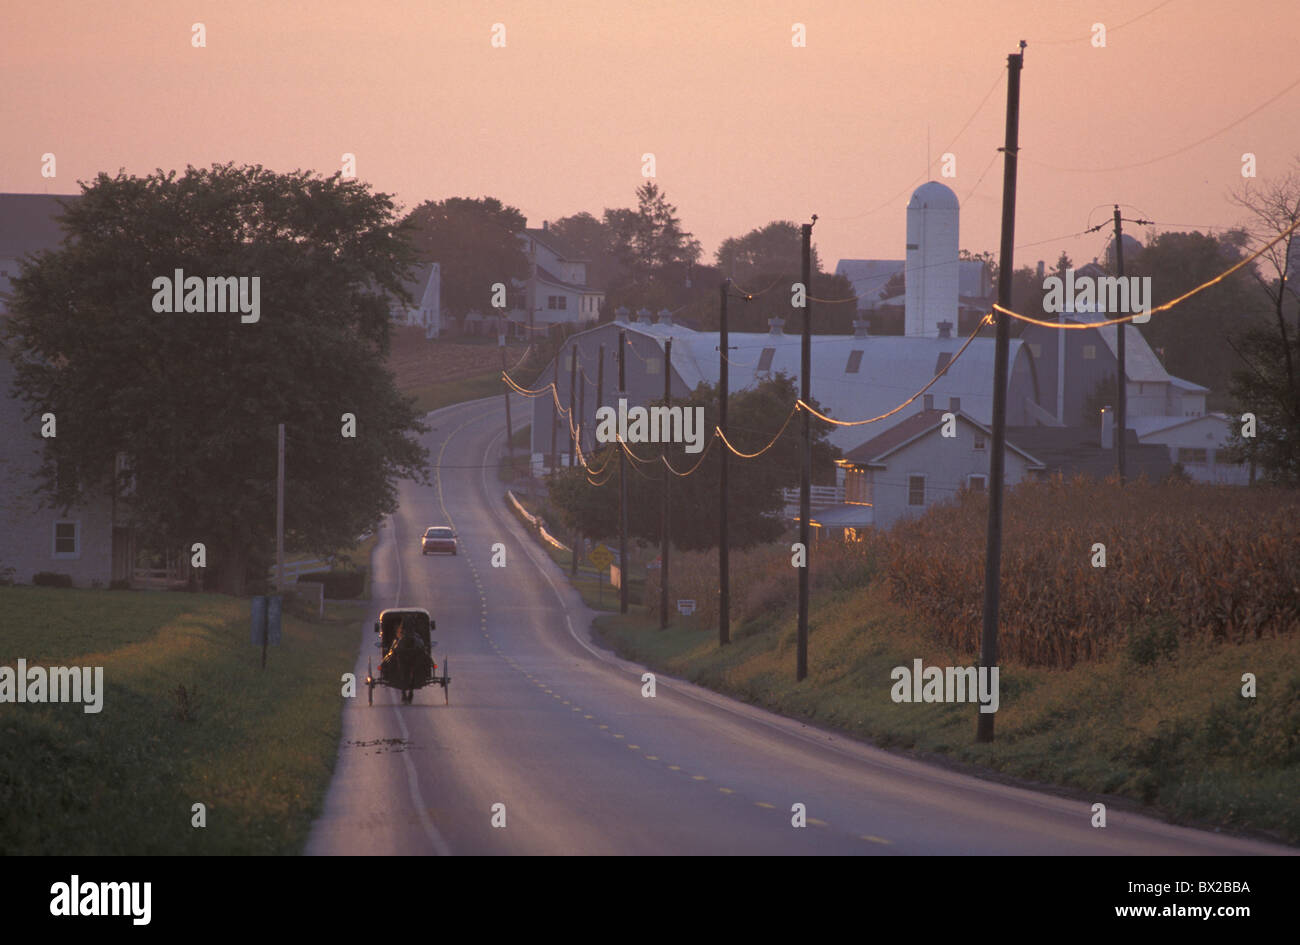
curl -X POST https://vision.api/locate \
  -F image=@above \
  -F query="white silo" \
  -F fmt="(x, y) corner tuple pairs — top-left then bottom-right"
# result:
(904, 181), (960, 337)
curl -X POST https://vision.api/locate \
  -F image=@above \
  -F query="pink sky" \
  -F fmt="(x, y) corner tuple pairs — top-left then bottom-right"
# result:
(5, 0), (1298, 277)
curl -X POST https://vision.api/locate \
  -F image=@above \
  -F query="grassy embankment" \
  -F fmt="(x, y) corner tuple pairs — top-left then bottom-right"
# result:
(0, 586), (359, 854)
(387, 326), (528, 415)
(590, 481), (1300, 846)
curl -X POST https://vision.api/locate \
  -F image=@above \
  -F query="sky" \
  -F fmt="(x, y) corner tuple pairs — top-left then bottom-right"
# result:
(4, 0), (1299, 278)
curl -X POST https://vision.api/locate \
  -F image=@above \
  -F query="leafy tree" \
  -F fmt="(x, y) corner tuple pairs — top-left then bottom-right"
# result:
(548, 373), (838, 551)
(402, 196), (529, 318)
(548, 211), (626, 292)
(605, 183), (701, 291)
(1226, 159), (1300, 481)
(1126, 229), (1260, 407)
(715, 221), (822, 283)
(4, 163), (430, 594)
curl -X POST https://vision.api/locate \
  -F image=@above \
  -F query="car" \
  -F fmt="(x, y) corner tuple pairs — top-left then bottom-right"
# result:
(421, 526), (457, 555)
(365, 607), (450, 705)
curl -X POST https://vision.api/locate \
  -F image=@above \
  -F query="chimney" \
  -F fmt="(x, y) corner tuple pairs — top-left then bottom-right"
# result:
(923, 394), (934, 411)
(852, 318), (870, 339)
(541, 220), (549, 231)
(937, 320), (953, 339)
(949, 396), (961, 413)
(1036, 259), (1045, 280)
(768, 317), (785, 336)
(1100, 406), (1114, 449)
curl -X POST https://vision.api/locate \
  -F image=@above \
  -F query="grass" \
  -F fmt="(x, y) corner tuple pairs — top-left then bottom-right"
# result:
(408, 369), (506, 415)
(0, 585), (359, 854)
(592, 581), (1300, 846)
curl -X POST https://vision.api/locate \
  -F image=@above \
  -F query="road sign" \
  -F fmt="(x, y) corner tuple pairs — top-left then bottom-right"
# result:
(677, 599), (696, 616)
(589, 543), (613, 571)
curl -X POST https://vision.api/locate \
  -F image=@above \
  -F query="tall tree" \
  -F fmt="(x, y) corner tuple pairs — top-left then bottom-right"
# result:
(715, 221), (821, 283)
(1226, 159), (1300, 481)
(1126, 229), (1259, 406)
(605, 183), (701, 290)
(4, 163), (430, 593)
(402, 196), (529, 317)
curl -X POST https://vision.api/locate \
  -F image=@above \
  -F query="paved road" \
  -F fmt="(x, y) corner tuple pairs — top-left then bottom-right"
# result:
(306, 397), (1291, 855)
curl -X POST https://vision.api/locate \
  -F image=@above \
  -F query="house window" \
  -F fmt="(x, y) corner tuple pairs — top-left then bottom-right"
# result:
(1213, 449), (1238, 465)
(53, 520), (80, 558)
(908, 475), (926, 506)
(757, 347), (776, 372)
(973, 433), (986, 451)
(1178, 447), (1207, 465)
(1082, 344), (1097, 360)
(845, 468), (873, 505)
(845, 350), (864, 374)
(547, 295), (568, 310)
(967, 474), (987, 492)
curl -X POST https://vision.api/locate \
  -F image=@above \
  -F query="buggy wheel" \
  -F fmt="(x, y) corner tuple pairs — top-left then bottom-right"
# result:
(367, 658), (374, 706)
(443, 657), (450, 705)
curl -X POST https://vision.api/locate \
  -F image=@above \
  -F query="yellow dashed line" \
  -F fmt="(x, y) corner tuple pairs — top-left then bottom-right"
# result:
(861, 835), (893, 845)
(598, 724), (608, 730)
(645, 755), (659, 761)
(808, 818), (828, 827)
(584, 714), (594, 719)
(667, 765), (681, 771)
(755, 802), (775, 809)
(627, 744), (639, 750)
(692, 775), (708, 782)
(612, 734), (624, 739)
(718, 788), (733, 794)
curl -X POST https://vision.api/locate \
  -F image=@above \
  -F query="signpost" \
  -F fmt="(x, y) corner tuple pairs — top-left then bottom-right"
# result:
(250, 594), (282, 669)
(677, 599), (696, 616)
(589, 543), (613, 605)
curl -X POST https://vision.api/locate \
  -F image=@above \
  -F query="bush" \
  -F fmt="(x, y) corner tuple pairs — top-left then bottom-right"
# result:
(109, 578), (131, 591)
(33, 572), (73, 588)
(298, 569), (365, 599)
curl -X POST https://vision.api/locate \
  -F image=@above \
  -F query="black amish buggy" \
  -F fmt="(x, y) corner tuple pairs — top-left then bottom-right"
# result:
(366, 607), (451, 705)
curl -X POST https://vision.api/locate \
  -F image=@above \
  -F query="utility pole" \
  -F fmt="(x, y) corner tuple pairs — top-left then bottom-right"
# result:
(574, 365), (585, 574)
(978, 43), (1025, 743)
(660, 338), (672, 630)
(570, 344), (579, 574)
(1112, 205), (1128, 484)
(596, 344), (605, 422)
(618, 330), (629, 614)
(568, 343), (577, 470)
(548, 356), (558, 475)
(718, 280), (731, 646)
(501, 335), (514, 470)
(276, 422), (285, 595)
(797, 218), (816, 681)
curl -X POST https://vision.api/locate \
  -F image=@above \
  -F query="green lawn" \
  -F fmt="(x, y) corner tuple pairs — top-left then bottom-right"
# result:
(0, 585), (359, 854)
(593, 582), (1300, 846)
(408, 369), (505, 415)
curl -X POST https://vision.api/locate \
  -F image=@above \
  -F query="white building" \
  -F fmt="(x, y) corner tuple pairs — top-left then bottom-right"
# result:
(0, 193), (128, 586)
(1129, 413), (1250, 484)
(510, 223), (604, 338)
(391, 262), (443, 337)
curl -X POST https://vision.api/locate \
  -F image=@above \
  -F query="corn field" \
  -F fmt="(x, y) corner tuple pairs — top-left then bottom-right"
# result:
(887, 477), (1300, 667)
(646, 477), (1300, 669)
